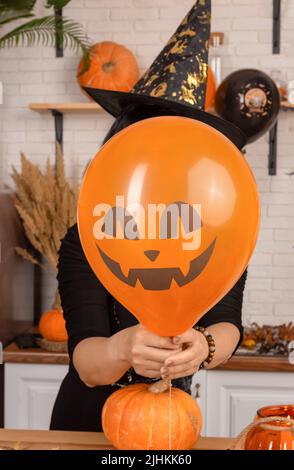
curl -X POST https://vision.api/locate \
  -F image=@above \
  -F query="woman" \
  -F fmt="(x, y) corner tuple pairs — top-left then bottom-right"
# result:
(50, 103), (247, 432)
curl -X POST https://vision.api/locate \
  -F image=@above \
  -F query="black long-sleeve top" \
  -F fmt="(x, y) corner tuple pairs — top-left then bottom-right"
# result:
(50, 223), (247, 432)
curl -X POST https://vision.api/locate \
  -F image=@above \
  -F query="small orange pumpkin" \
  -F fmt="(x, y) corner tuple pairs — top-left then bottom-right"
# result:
(39, 309), (68, 342)
(77, 41), (139, 93)
(102, 382), (202, 450)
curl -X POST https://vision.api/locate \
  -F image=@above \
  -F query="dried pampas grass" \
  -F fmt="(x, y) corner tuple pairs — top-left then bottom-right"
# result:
(11, 143), (78, 286)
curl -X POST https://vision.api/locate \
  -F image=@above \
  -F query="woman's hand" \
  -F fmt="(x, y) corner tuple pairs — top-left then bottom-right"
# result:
(121, 324), (182, 379)
(160, 328), (209, 380)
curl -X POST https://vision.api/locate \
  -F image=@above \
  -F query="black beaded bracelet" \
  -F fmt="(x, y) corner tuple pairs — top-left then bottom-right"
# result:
(195, 326), (216, 369)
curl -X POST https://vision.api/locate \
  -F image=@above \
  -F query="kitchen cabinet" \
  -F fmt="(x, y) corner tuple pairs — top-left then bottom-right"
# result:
(4, 363), (208, 433)
(191, 370), (207, 436)
(4, 363), (68, 430)
(205, 369), (294, 437)
(4, 361), (294, 436)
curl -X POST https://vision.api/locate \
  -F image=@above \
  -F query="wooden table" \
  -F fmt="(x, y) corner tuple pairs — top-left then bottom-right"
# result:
(0, 429), (235, 450)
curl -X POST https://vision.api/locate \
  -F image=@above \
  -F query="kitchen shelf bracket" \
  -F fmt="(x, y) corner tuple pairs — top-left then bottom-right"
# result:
(273, 0), (281, 54)
(51, 109), (63, 151)
(268, 122), (278, 175)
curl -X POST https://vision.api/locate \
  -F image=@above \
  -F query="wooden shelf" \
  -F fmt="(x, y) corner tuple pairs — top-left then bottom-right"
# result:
(28, 100), (293, 115)
(281, 100), (294, 110)
(28, 102), (105, 153)
(29, 102), (103, 113)
(28, 100), (292, 175)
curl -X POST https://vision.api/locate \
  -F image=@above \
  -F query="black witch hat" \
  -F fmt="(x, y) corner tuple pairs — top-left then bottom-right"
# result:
(84, 0), (246, 149)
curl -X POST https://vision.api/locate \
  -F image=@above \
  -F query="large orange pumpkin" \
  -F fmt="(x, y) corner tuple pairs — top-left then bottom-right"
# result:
(102, 382), (202, 450)
(39, 309), (68, 342)
(77, 41), (139, 93)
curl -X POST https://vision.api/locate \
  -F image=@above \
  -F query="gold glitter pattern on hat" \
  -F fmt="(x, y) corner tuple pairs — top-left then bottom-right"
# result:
(132, 0), (211, 111)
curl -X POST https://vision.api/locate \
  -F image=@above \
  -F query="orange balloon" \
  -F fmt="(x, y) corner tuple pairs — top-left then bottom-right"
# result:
(77, 116), (260, 336)
(205, 67), (216, 111)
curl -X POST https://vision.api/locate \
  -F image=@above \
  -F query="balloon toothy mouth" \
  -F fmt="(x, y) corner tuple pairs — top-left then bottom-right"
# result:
(96, 239), (216, 290)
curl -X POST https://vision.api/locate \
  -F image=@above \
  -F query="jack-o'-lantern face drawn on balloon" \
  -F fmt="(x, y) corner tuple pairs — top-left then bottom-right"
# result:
(95, 202), (216, 291)
(78, 116), (260, 336)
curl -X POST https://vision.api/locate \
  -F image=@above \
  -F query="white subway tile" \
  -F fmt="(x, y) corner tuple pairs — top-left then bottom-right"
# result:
(273, 254), (294, 266)
(274, 304), (294, 316)
(273, 279), (294, 290)
(111, 7), (158, 20)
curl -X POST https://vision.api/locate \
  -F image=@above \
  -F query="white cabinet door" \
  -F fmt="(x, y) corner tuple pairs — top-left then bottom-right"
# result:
(191, 370), (207, 436)
(4, 363), (68, 430)
(206, 370), (294, 438)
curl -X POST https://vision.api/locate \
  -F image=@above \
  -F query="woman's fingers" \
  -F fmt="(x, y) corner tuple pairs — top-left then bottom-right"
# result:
(135, 325), (179, 350)
(172, 330), (196, 346)
(145, 335), (180, 350)
(132, 345), (180, 364)
(133, 358), (163, 371)
(133, 361), (162, 378)
(163, 346), (205, 368)
(144, 370), (162, 379)
(164, 368), (196, 380)
(161, 359), (199, 378)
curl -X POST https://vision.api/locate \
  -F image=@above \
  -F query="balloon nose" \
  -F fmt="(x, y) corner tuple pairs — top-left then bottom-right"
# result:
(144, 250), (160, 262)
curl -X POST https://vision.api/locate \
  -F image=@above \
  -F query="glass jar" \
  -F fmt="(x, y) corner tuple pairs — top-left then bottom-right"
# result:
(270, 70), (287, 101)
(244, 405), (294, 450)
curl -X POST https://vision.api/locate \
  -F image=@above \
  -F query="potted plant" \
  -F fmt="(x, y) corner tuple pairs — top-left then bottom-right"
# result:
(0, 0), (90, 66)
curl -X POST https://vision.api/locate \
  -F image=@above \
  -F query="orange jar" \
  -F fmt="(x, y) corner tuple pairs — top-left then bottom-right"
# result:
(245, 405), (294, 450)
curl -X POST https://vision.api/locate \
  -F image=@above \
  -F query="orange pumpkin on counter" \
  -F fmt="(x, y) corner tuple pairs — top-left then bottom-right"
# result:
(39, 309), (68, 342)
(102, 382), (202, 450)
(77, 41), (139, 94)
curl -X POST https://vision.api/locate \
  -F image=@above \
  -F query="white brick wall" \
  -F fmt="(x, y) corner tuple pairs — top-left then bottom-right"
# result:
(0, 0), (293, 324)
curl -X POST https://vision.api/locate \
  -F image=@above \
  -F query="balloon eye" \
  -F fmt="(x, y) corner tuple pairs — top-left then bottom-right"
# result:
(124, 214), (139, 240)
(160, 202), (202, 239)
(103, 207), (139, 240)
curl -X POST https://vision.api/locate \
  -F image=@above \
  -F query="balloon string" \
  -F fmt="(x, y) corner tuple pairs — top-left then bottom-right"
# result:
(168, 380), (172, 450)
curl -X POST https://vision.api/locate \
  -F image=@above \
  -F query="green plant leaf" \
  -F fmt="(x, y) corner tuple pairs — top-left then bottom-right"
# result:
(0, 0), (36, 11)
(0, 9), (34, 27)
(0, 15), (91, 61)
(0, 0), (36, 26)
(46, 0), (71, 8)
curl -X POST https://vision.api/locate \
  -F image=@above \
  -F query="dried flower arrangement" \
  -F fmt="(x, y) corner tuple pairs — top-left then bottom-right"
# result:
(241, 322), (294, 355)
(10, 144), (78, 310)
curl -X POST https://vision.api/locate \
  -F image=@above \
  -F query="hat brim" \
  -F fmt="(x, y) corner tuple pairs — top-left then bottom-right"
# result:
(83, 86), (247, 150)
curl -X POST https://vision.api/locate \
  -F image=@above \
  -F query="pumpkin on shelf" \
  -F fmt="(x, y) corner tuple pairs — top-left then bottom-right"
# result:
(39, 309), (68, 343)
(77, 41), (139, 95)
(102, 380), (202, 450)
(205, 66), (216, 111)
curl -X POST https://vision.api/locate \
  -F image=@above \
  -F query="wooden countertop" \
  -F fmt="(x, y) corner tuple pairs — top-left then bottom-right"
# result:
(3, 342), (294, 372)
(0, 429), (235, 450)
(216, 353), (294, 372)
(3, 342), (69, 365)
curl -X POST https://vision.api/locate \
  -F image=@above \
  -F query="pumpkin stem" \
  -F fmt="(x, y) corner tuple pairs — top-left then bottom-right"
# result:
(148, 378), (171, 394)
(52, 288), (61, 311)
(102, 61), (115, 73)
